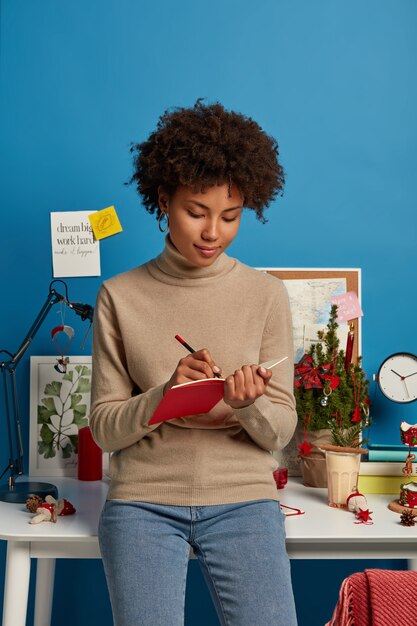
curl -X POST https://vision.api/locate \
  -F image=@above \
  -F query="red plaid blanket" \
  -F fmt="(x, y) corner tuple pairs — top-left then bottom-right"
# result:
(326, 569), (417, 626)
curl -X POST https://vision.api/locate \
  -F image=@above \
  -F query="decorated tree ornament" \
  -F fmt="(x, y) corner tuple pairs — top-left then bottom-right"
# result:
(320, 380), (332, 407)
(298, 411), (313, 457)
(51, 325), (74, 373)
(402, 451), (416, 478)
(355, 508), (373, 524)
(297, 439), (313, 456)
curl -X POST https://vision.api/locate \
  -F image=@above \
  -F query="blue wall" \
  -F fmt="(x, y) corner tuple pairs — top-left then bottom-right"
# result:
(1, 1), (415, 624)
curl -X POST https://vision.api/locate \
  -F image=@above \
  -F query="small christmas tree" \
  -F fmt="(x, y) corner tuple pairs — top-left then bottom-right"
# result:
(294, 305), (370, 448)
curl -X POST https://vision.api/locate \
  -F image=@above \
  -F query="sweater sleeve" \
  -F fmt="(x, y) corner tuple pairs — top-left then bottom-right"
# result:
(234, 280), (297, 452)
(89, 284), (164, 452)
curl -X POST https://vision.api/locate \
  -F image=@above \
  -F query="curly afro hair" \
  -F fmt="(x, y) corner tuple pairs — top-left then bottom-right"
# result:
(129, 100), (285, 222)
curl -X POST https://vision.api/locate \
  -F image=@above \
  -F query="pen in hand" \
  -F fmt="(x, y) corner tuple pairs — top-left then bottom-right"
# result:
(175, 334), (223, 378)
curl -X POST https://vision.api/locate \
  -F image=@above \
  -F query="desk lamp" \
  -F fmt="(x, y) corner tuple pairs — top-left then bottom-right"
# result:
(0, 280), (94, 503)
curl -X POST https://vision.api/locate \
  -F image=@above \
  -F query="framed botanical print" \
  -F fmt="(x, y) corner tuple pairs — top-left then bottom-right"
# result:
(29, 356), (92, 476)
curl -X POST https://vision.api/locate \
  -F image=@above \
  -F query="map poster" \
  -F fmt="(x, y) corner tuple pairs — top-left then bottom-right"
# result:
(283, 277), (347, 362)
(50, 211), (101, 278)
(262, 268), (362, 365)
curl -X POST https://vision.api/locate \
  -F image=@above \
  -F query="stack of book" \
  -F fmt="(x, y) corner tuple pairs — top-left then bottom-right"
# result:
(359, 444), (417, 494)
(366, 443), (417, 462)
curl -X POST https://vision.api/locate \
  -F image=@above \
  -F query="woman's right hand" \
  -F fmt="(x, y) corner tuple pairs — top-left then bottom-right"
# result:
(164, 348), (221, 393)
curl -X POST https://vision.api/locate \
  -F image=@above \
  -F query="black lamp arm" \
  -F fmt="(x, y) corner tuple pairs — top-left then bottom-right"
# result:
(0, 281), (94, 487)
(9, 290), (61, 370)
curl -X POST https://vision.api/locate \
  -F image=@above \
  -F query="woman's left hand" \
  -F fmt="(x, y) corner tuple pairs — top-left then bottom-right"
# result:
(223, 365), (272, 409)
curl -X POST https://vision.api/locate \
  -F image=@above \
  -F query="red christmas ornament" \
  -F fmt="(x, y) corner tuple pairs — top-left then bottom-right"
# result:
(298, 439), (313, 456)
(351, 406), (362, 423)
(355, 508), (373, 523)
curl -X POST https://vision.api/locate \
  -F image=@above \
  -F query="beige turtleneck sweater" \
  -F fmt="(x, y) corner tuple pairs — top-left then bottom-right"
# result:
(90, 238), (296, 505)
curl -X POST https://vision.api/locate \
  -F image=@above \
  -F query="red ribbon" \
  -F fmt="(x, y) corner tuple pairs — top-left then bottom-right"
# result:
(294, 355), (332, 389)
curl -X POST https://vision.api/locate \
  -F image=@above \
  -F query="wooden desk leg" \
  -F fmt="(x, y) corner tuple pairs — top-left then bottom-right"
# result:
(2, 541), (31, 626)
(34, 558), (56, 626)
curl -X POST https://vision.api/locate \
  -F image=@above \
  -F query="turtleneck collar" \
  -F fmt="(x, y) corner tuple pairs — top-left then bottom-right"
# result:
(146, 235), (237, 285)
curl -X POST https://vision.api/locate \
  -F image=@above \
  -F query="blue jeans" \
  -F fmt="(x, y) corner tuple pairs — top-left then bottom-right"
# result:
(98, 499), (298, 626)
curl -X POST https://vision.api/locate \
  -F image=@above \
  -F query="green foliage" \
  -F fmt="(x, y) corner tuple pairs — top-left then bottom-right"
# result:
(328, 422), (367, 448)
(37, 365), (91, 462)
(294, 305), (370, 446)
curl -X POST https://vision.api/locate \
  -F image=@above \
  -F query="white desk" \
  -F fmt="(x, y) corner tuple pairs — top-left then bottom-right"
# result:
(1, 477), (416, 626)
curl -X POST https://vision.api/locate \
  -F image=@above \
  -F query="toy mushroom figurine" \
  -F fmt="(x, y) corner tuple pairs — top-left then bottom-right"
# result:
(346, 489), (373, 524)
(55, 498), (76, 516)
(346, 490), (368, 513)
(30, 499), (57, 524)
(26, 494), (76, 524)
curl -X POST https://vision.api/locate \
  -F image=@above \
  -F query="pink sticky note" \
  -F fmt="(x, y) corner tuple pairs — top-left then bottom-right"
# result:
(330, 291), (363, 323)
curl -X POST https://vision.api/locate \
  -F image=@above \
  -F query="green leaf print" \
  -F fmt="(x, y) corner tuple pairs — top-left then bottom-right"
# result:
(37, 363), (92, 464)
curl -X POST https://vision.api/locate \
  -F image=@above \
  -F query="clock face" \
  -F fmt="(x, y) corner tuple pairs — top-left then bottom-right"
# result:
(377, 353), (417, 403)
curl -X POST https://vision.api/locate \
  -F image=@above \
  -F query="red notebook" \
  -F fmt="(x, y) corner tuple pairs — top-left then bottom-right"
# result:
(149, 378), (225, 425)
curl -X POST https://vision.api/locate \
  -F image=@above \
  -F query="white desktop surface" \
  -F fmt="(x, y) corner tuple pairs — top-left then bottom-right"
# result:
(0, 478), (109, 544)
(1, 477), (416, 626)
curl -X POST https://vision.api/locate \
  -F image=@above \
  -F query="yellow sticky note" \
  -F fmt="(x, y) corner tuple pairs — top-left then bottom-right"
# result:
(88, 206), (123, 240)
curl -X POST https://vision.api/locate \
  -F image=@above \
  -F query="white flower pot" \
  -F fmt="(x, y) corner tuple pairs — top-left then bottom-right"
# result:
(324, 449), (362, 508)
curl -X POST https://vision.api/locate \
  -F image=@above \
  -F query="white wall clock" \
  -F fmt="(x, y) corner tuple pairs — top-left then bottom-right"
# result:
(377, 352), (417, 404)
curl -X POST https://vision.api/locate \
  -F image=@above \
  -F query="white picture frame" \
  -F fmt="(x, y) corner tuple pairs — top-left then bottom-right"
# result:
(29, 355), (94, 476)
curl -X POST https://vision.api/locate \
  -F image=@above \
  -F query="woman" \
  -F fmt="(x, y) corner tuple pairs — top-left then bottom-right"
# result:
(90, 100), (298, 626)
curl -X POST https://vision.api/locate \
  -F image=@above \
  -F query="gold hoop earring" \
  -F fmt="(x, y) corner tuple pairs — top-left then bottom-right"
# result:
(158, 211), (169, 233)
